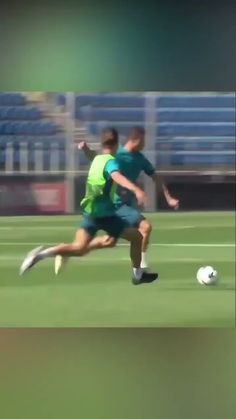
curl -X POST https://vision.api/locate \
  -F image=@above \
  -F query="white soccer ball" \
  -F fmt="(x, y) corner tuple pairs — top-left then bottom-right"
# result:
(196, 266), (218, 285)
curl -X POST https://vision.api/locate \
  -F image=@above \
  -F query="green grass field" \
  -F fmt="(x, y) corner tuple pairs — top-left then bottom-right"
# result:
(0, 211), (235, 327)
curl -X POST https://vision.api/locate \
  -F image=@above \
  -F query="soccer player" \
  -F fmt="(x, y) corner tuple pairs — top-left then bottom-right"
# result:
(79, 126), (179, 271)
(20, 128), (158, 285)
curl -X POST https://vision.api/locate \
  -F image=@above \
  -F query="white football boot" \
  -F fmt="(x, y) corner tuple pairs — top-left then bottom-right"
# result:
(54, 255), (68, 275)
(19, 246), (43, 276)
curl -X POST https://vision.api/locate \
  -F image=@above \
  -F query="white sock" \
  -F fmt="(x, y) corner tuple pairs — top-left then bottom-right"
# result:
(133, 268), (143, 280)
(141, 252), (148, 269)
(38, 247), (56, 260)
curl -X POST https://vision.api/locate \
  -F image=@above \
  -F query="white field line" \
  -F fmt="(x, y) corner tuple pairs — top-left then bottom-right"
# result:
(0, 212), (234, 221)
(0, 225), (197, 230)
(0, 242), (235, 247)
(0, 214), (234, 224)
(0, 224), (233, 231)
(0, 255), (204, 262)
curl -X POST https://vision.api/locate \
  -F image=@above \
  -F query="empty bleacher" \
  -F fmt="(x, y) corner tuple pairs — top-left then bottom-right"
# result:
(0, 92), (66, 171)
(0, 92), (235, 172)
(73, 93), (236, 168)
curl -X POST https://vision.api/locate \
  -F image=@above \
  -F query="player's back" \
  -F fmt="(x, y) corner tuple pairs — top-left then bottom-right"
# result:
(114, 147), (154, 206)
(116, 147), (146, 183)
(81, 154), (118, 217)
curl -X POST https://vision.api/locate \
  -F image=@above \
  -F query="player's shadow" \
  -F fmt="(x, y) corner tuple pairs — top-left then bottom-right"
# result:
(139, 277), (158, 285)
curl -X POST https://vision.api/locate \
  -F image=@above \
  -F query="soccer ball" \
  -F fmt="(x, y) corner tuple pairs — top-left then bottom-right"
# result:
(196, 266), (218, 285)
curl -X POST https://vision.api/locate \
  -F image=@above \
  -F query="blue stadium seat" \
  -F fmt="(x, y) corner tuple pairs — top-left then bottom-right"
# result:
(0, 93), (26, 106)
(84, 121), (236, 138)
(0, 134), (66, 146)
(76, 95), (145, 108)
(84, 122), (137, 136)
(158, 109), (235, 123)
(0, 93), (66, 169)
(157, 137), (235, 152)
(77, 108), (235, 124)
(158, 123), (235, 137)
(77, 107), (145, 122)
(170, 153), (235, 166)
(0, 121), (59, 135)
(67, 93), (235, 169)
(1, 92), (235, 170)
(55, 94), (145, 110)
(156, 94), (235, 108)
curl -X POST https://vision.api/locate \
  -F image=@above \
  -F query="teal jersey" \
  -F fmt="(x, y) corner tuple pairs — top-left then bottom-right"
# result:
(114, 147), (155, 206)
(104, 159), (120, 179)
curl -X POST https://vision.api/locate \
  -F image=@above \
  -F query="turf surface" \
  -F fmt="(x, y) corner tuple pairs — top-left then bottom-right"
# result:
(0, 211), (235, 327)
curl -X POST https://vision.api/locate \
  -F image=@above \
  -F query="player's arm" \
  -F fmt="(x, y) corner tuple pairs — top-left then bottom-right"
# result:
(78, 141), (97, 161)
(111, 171), (147, 207)
(143, 157), (179, 209)
(151, 172), (179, 209)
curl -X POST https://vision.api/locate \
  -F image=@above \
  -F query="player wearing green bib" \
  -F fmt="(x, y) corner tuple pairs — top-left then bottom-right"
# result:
(20, 129), (158, 285)
(79, 126), (179, 270)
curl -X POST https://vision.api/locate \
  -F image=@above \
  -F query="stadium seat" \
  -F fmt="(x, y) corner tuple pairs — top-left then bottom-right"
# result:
(156, 94), (235, 108)
(77, 107), (145, 122)
(76, 107), (235, 124)
(158, 109), (235, 123)
(170, 153), (235, 166)
(75, 93), (235, 169)
(0, 93), (26, 106)
(1, 92), (235, 171)
(0, 121), (60, 135)
(158, 122), (235, 137)
(0, 107), (42, 120)
(157, 137), (235, 152)
(76, 94), (145, 108)
(0, 107), (42, 121)
(84, 121), (236, 138)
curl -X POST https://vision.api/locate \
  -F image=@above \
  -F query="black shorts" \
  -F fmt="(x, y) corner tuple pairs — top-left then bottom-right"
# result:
(80, 214), (128, 238)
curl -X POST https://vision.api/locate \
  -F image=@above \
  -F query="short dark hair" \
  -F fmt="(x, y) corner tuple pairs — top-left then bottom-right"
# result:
(101, 127), (119, 147)
(129, 126), (145, 139)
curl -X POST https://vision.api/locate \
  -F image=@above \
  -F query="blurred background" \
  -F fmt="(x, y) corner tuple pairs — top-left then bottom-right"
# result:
(0, 91), (235, 215)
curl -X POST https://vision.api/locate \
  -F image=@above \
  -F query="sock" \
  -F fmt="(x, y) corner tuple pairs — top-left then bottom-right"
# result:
(38, 247), (56, 260)
(133, 268), (143, 280)
(141, 252), (148, 269)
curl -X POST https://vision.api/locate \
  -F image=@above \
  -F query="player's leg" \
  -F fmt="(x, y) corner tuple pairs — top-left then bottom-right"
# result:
(138, 218), (152, 270)
(20, 212), (100, 275)
(100, 215), (157, 284)
(87, 235), (116, 250)
(54, 217), (116, 274)
(47, 214), (100, 258)
(48, 228), (93, 257)
(54, 230), (112, 274)
(20, 228), (95, 275)
(102, 215), (143, 282)
(54, 216), (122, 276)
(116, 204), (152, 270)
(54, 221), (143, 281)
(121, 227), (158, 284)
(121, 227), (142, 279)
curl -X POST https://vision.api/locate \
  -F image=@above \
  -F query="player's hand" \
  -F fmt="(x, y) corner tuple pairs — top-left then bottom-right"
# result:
(134, 188), (148, 207)
(78, 141), (87, 151)
(167, 197), (179, 210)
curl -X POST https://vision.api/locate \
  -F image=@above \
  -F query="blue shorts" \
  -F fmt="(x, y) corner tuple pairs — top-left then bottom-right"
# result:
(80, 214), (128, 239)
(115, 204), (145, 228)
